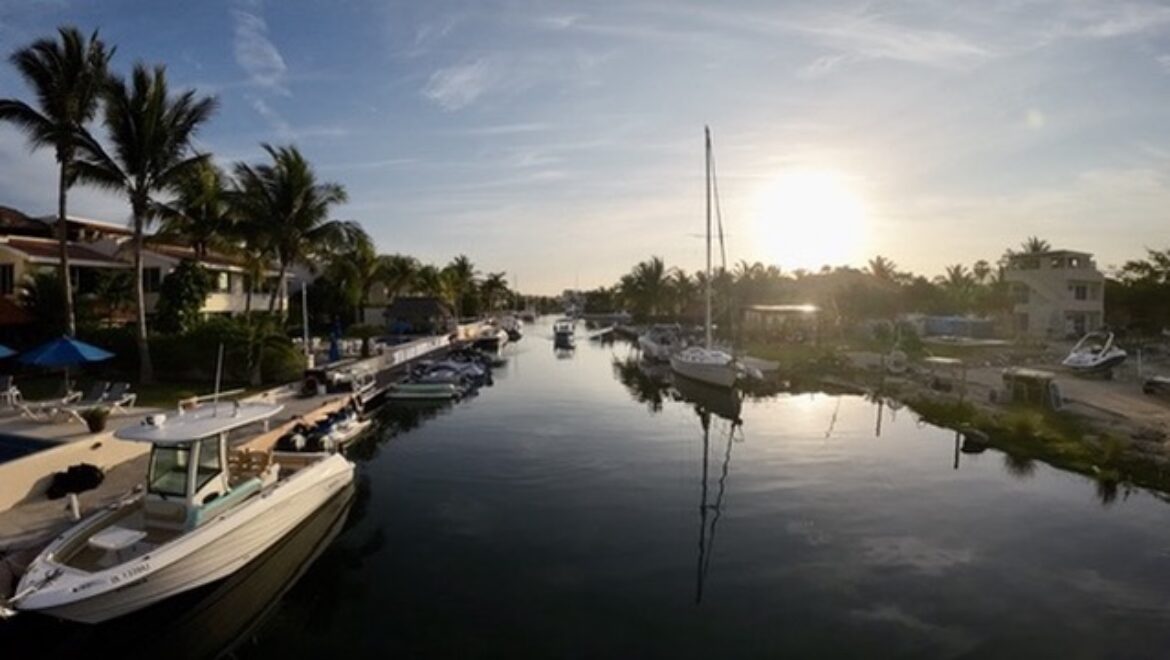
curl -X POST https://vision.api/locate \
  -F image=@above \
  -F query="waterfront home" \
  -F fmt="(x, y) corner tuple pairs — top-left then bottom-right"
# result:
(741, 304), (820, 343)
(0, 205), (289, 326)
(385, 296), (455, 335)
(1003, 249), (1104, 338)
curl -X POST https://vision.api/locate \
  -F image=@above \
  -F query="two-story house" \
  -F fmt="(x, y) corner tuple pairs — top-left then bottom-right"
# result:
(0, 205), (288, 324)
(1003, 249), (1104, 338)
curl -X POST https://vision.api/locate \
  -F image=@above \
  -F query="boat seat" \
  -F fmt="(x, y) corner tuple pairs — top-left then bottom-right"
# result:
(143, 497), (189, 532)
(189, 478), (262, 528)
(228, 448), (272, 485)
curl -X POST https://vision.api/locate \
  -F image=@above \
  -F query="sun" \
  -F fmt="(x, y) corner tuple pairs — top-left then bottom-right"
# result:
(752, 169), (867, 271)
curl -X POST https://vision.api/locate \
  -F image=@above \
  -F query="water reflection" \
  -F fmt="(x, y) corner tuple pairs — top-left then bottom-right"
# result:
(612, 356), (671, 412)
(694, 407), (741, 604)
(5, 485), (356, 658)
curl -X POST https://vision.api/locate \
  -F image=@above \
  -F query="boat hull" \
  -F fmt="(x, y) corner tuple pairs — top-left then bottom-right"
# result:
(16, 456), (354, 624)
(670, 355), (737, 388)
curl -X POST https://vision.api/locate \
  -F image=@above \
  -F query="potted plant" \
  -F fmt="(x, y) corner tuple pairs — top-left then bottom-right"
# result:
(80, 407), (110, 433)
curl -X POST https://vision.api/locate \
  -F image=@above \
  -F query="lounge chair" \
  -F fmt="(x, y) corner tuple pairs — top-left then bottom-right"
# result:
(102, 382), (137, 413)
(18, 389), (83, 421)
(0, 376), (21, 408)
(73, 381), (110, 407)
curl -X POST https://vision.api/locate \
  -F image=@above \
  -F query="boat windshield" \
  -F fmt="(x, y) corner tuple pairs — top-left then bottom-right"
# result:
(148, 444), (191, 497)
(195, 435), (222, 491)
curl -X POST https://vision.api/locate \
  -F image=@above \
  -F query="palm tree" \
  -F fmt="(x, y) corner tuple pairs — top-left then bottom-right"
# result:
(232, 144), (356, 315)
(867, 255), (899, 282)
(442, 255), (478, 318)
(1020, 236), (1050, 254)
(154, 160), (234, 260)
(414, 264), (444, 299)
(325, 230), (381, 323)
(625, 256), (672, 318)
(0, 27), (114, 336)
(74, 63), (218, 383)
(379, 254), (418, 303)
(971, 259), (992, 285)
(480, 272), (509, 311)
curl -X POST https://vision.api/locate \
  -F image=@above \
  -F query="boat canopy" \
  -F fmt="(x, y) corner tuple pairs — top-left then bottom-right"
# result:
(115, 401), (284, 445)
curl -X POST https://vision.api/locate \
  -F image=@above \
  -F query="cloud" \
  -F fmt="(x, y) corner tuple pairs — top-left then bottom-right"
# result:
(794, 14), (994, 76)
(1158, 54), (1170, 72)
(422, 57), (500, 111)
(1026, 109), (1046, 129)
(232, 8), (288, 92)
(247, 97), (348, 142)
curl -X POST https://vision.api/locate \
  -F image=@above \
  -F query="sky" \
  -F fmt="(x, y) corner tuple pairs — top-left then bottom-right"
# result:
(1, 0), (1169, 294)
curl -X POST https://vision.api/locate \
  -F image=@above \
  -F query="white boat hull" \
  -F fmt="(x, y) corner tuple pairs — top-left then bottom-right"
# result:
(16, 455), (354, 623)
(639, 336), (674, 362)
(670, 355), (737, 388)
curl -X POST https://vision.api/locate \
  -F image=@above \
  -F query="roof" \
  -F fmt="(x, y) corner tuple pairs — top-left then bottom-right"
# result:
(1008, 250), (1092, 259)
(387, 296), (453, 316)
(39, 214), (133, 237)
(0, 237), (128, 267)
(146, 243), (246, 269)
(115, 401), (284, 445)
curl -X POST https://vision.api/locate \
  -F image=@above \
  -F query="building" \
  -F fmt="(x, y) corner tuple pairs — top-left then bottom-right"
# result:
(385, 296), (454, 335)
(1003, 249), (1104, 338)
(0, 206), (288, 325)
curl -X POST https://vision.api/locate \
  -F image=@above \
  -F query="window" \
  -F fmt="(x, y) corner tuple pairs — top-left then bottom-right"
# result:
(1069, 256), (1083, 268)
(1050, 257), (1065, 269)
(214, 271), (230, 293)
(195, 436), (221, 490)
(1011, 284), (1030, 304)
(0, 264), (13, 296)
(1071, 284), (1087, 301)
(143, 267), (162, 293)
(148, 446), (190, 497)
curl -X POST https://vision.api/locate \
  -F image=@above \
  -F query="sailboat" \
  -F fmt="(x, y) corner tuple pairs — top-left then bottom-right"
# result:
(670, 127), (739, 389)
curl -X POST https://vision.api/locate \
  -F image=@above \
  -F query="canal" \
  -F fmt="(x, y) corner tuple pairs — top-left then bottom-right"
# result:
(5, 318), (1170, 658)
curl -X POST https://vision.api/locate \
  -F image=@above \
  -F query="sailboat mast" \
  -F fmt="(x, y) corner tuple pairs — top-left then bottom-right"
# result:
(705, 126), (713, 350)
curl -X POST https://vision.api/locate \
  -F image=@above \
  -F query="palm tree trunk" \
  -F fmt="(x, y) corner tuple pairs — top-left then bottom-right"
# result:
(57, 160), (76, 336)
(267, 263), (287, 315)
(133, 200), (154, 384)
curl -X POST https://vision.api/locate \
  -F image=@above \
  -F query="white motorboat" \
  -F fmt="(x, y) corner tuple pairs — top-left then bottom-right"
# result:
(669, 127), (738, 389)
(638, 324), (683, 361)
(3, 401), (354, 623)
(474, 323), (509, 351)
(275, 401), (371, 454)
(554, 318), (575, 348)
(498, 315), (523, 341)
(1062, 331), (1127, 374)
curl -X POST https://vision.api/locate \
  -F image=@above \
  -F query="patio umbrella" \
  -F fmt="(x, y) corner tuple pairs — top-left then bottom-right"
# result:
(0, 344), (14, 359)
(19, 337), (115, 395)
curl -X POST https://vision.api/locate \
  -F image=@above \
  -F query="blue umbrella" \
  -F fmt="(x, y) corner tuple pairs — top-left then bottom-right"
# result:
(20, 337), (114, 367)
(20, 337), (115, 394)
(0, 344), (14, 359)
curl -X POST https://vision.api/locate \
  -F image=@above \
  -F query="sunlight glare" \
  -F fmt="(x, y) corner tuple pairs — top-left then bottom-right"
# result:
(752, 169), (867, 271)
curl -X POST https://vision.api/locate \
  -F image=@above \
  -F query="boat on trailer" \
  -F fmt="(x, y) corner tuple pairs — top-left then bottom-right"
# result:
(2, 400), (354, 623)
(1062, 331), (1127, 376)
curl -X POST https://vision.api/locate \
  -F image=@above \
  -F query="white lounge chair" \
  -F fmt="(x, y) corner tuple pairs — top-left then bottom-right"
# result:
(18, 390), (83, 421)
(0, 376), (22, 408)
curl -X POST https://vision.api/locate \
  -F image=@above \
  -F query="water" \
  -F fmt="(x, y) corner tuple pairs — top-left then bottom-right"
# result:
(6, 318), (1170, 658)
(0, 434), (52, 464)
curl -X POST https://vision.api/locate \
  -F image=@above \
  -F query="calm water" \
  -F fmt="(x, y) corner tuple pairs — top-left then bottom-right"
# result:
(6, 318), (1170, 658)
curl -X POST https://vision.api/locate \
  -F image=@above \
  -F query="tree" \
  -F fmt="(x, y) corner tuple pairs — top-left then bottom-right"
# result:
(19, 270), (68, 334)
(867, 255), (899, 282)
(0, 27), (114, 336)
(1020, 236), (1051, 254)
(153, 259), (211, 334)
(380, 254), (418, 303)
(155, 160), (234, 260)
(414, 265), (444, 299)
(619, 256), (673, 319)
(74, 63), (217, 383)
(480, 272), (509, 311)
(972, 259), (992, 284)
(442, 255), (478, 318)
(232, 144), (356, 316)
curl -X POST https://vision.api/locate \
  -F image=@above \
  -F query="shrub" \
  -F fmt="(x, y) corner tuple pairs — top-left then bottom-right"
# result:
(79, 407), (110, 433)
(154, 260), (212, 334)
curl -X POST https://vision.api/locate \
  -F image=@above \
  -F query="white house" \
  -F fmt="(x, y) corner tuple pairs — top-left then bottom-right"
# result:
(1003, 249), (1104, 338)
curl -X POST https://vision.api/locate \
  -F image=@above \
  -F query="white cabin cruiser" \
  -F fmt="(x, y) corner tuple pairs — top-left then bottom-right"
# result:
(554, 318), (575, 349)
(1062, 331), (1127, 375)
(3, 401), (354, 623)
(638, 324), (682, 361)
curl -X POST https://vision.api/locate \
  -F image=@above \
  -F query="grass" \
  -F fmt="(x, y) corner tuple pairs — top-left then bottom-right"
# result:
(11, 374), (264, 409)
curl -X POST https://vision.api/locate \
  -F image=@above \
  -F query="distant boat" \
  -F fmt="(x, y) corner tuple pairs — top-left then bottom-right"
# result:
(474, 323), (509, 351)
(498, 315), (523, 342)
(1062, 331), (1126, 375)
(670, 127), (738, 389)
(5, 401), (354, 623)
(554, 318), (575, 349)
